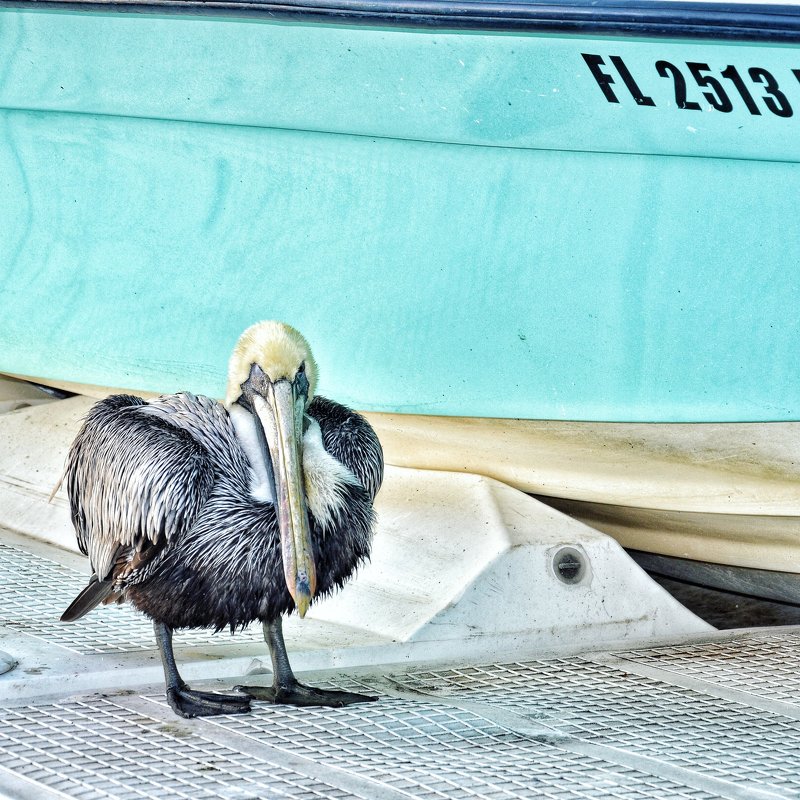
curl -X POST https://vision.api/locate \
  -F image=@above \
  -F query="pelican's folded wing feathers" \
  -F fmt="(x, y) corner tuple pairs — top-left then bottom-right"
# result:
(65, 394), (215, 583)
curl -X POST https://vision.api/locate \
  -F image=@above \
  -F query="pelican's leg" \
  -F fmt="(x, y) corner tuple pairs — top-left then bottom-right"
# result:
(154, 622), (251, 718)
(236, 617), (377, 707)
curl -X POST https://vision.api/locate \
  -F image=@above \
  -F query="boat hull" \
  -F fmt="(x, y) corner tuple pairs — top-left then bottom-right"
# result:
(7, 371), (800, 576)
(365, 410), (800, 574)
(1, 6), (800, 421)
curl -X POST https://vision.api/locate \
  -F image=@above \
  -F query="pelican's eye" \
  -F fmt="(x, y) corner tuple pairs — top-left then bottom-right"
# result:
(295, 362), (310, 399)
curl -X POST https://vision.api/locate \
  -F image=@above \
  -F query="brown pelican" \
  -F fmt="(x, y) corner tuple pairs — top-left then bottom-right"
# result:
(60, 321), (383, 718)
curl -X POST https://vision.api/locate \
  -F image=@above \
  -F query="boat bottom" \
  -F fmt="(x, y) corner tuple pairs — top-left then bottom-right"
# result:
(541, 496), (800, 575)
(626, 548), (800, 607)
(6, 373), (800, 578)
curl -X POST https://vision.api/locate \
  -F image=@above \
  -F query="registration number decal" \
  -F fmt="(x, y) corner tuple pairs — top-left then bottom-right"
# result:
(582, 54), (797, 118)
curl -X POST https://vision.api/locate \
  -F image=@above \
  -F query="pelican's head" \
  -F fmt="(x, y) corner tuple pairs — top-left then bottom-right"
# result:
(225, 321), (318, 410)
(226, 321), (319, 617)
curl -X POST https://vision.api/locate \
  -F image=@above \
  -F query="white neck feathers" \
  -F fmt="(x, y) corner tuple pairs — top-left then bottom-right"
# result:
(229, 404), (276, 504)
(302, 418), (359, 531)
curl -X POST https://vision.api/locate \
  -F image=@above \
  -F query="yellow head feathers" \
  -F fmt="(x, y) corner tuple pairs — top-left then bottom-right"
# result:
(225, 321), (318, 408)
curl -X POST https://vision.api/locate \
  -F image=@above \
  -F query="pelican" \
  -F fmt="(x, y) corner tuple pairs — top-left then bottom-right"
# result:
(60, 321), (383, 718)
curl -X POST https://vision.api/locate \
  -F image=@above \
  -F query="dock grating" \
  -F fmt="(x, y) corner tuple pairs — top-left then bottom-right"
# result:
(1, 537), (799, 799)
(0, 541), (262, 653)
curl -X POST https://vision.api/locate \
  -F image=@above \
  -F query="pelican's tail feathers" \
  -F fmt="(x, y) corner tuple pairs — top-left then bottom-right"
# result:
(60, 577), (115, 622)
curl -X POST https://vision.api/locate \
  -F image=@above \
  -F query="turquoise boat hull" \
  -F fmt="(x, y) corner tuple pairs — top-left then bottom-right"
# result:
(1, 2), (799, 421)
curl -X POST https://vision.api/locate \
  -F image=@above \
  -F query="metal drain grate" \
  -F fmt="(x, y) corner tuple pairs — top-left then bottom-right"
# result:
(0, 698), (366, 800)
(614, 632), (800, 706)
(0, 542), (261, 653)
(210, 698), (718, 799)
(390, 659), (800, 796)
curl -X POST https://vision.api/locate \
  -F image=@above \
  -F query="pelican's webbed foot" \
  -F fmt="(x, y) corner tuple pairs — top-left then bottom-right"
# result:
(236, 680), (377, 707)
(167, 684), (252, 718)
(242, 617), (378, 708)
(154, 621), (252, 718)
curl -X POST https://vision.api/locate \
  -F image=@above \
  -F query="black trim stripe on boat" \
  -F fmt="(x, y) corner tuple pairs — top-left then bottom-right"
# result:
(1, 0), (799, 42)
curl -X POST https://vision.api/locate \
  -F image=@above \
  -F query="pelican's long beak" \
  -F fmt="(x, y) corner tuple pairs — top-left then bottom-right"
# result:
(253, 380), (317, 617)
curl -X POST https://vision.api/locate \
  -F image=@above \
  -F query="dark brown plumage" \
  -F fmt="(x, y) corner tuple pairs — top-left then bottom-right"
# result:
(61, 322), (383, 717)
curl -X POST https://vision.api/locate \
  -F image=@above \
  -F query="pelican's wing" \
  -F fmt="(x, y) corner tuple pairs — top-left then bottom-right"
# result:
(132, 392), (247, 481)
(309, 396), (384, 501)
(65, 394), (215, 581)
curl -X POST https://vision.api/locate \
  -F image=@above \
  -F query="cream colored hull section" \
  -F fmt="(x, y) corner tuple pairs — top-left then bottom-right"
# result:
(7, 374), (800, 572)
(363, 413), (800, 514)
(363, 413), (800, 573)
(543, 499), (800, 574)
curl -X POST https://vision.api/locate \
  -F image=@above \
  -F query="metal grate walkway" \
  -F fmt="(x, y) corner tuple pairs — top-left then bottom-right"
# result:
(2, 629), (799, 799)
(0, 541), (264, 654)
(2, 535), (799, 799)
